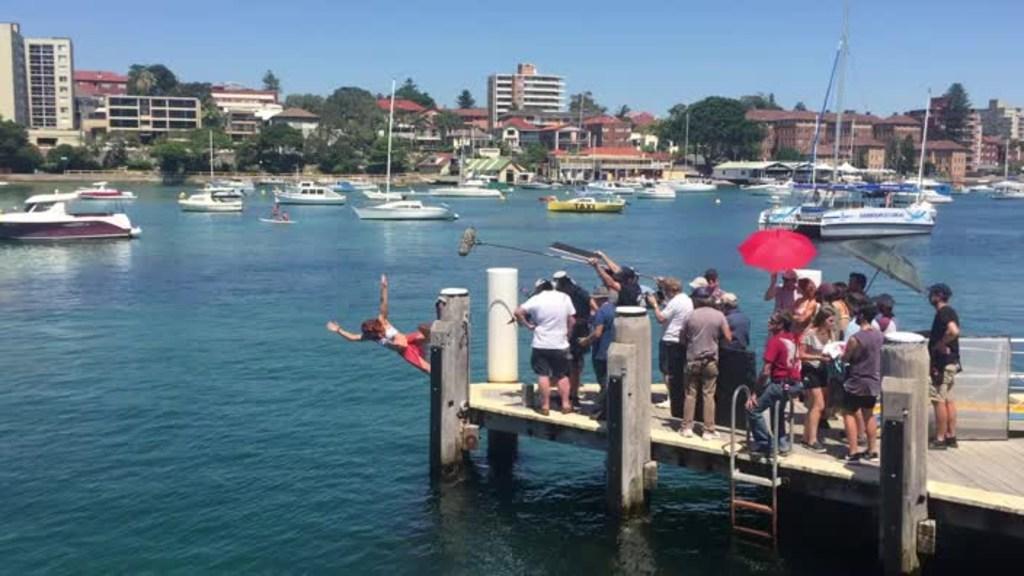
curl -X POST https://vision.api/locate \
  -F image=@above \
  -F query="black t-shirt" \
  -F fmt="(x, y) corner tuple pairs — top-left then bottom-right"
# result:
(929, 305), (960, 367)
(617, 281), (642, 308)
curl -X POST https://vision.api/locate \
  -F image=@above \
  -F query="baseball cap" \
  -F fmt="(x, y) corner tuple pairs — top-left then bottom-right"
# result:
(692, 286), (714, 300)
(689, 276), (709, 290)
(720, 292), (738, 306)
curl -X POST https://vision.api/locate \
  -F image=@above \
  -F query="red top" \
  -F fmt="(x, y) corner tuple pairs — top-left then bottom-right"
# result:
(764, 332), (801, 381)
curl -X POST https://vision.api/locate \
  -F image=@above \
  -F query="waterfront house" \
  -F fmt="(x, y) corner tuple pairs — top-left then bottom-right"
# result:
(552, 147), (669, 182)
(462, 156), (530, 184)
(268, 107), (319, 139)
(211, 84), (282, 140)
(712, 161), (794, 184)
(582, 115), (631, 148)
(917, 140), (969, 183)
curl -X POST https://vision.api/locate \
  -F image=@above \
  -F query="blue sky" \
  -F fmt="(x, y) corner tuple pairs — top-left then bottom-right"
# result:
(8, 0), (1022, 115)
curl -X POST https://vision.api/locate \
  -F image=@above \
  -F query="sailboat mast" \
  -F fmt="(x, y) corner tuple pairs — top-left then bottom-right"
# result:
(386, 79), (396, 196)
(831, 0), (849, 182)
(917, 91), (932, 196)
(1006, 138), (1011, 179)
(684, 110), (690, 169)
(209, 129), (214, 179)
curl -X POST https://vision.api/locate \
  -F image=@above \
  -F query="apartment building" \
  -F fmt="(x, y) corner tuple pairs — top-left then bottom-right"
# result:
(487, 63), (565, 127)
(83, 95), (201, 141)
(979, 99), (1021, 141)
(24, 37), (74, 130)
(210, 84), (281, 139)
(0, 23), (28, 124)
(583, 115), (631, 148)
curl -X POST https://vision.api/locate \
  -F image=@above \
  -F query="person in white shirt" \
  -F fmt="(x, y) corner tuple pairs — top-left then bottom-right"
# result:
(514, 280), (577, 415)
(646, 277), (693, 416)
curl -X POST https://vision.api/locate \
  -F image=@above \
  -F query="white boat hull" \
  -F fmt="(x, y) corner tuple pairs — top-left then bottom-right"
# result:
(353, 200), (457, 220)
(429, 186), (502, 198)
(273, 194), (347, 205)
(179, 199), (243, 212)
(819, 208), (935, 239)
(671, 182), (717, 193)
(636, 186), (676, 199)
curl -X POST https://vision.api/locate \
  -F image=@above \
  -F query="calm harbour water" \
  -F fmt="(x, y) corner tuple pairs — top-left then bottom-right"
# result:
(1, 181), (1021, 574)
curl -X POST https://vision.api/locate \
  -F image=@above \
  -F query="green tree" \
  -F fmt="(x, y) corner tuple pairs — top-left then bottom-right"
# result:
(128, 64), (178, 95)
(941, 83), (972, 144)
(433, 110), (465, 141)
(102, 137), (129, 169)
(740, 92), (782, 110)
(366, 137), (408, 174)
(773, 147), (803, 161)
(615, 105), (631, 120)
(0, 119), (43, 173)
(662, 97), (764, 170)
(284, 93), (325, 115)
(457, 89), (476, 109)
(43, 144), (99, 173)
(900, 135), (917, 175)
(515, 143), (549, 171)
(262, 70), (281, 93)
(150, 140), (192, 180)
(236, 124), (304, 173)
(395, 78), (436, 109)
(794, 101), (808, 111)
(568, 91), (606, 118)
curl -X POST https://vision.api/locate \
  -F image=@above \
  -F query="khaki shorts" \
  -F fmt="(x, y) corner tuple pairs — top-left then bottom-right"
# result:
(929, 364), (957, 402)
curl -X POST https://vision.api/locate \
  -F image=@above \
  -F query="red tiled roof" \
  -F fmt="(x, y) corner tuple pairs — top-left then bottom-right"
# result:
(917, 140), (968, 152)
(74, 70), (129, 83)
(499, 117), (541, 131)
(553, 146), (654, 158)
(451, 107), (488, 118)
(538, 123), (580, 132)
(211, 85), (278, 96)
(746, 109), (881, 124)
(875, 114), (921, 126)
(583, 115), (626, 126)
(377, 98), (427, 113)
(625, 111), (657, 127)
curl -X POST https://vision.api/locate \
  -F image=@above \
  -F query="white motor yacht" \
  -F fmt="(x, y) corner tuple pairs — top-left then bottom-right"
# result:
(274, 181), (347, 205)
(0, 191), (140, 240)
(429, 178), (503, 198)
(353, 200), (457, 221)
(818, 206), (936, 239)
(586, 181), (637, 196)
(992, 180), (1024, 199)
(74, 181), (137, 200)
(668, 180), (718, 193)
(178, 189), (244, 212)
(635, 184), (676, 199)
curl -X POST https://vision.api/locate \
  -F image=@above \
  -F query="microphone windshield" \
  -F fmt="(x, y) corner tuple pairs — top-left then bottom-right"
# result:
(457, 227), (477, 257)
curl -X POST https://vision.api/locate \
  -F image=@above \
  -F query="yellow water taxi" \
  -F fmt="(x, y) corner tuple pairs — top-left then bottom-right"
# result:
(545, 196), (626, 214)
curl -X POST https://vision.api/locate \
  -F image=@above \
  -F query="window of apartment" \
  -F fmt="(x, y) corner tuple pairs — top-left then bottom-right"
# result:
(152, 121), (167, 129)
(58, 55), (67, 63)
(60, 107), (68, 114)
(110, 119), (139, 128)
(139, 100), (150, 116)
(152, 99), (167, 107)
(169, 120), (196, 129)
(59, 75), (67, 82)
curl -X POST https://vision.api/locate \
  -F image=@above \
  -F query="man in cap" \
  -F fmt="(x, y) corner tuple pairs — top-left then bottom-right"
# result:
(927, 283), (961, 449)
(577, 285), (617, 420)
(589, 250), (642, 307)
(764, 269), (799, 313)
(679, 286), (733, 439)
(720, 292), (750, 350)
(704, 268), (724, 301)
(646, 277), (693, 417)
(554, 270), (592, 406)
(514, 279), (577, 416)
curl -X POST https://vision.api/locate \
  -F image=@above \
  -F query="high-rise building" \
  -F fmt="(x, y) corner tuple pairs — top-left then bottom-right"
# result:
(487, 63), (565, 127)
(24, 36), (74, 130)
(0, 22), (28, 124)
(979, 99), (1022, 141)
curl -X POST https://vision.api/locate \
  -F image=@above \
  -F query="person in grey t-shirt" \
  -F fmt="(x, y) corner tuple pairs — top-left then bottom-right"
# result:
(679, 287), (732, 440)
(840, 302), (883, 463)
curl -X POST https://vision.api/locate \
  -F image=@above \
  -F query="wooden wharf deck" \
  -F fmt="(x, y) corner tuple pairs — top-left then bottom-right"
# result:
(469, 382), (1024, 539)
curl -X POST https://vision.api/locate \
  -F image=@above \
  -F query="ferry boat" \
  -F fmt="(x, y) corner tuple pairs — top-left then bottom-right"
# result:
(0, 191), (140, 240)
(274, 181), (347, 205)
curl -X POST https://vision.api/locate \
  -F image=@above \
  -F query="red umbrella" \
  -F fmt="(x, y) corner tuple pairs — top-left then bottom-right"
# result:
(738, 229), (817, 272)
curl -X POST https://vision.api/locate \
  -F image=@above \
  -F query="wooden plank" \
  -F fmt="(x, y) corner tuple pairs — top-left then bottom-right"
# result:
(429, 290), (470, 480)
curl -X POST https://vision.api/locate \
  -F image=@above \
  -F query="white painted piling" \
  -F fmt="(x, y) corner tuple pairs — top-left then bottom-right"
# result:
(487, 267), (519, 383)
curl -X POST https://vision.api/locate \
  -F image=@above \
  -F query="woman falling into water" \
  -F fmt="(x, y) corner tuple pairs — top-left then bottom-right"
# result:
(326, 274), (432, 373)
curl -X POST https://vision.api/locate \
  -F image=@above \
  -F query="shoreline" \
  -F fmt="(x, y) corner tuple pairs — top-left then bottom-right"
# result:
(0, 172), (434, 185)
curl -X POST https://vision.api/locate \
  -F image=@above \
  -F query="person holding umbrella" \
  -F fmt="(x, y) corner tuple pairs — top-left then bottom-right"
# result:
(738, 229), (817, 314)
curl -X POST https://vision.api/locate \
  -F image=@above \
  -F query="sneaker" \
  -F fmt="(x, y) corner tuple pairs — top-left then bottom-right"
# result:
(928, 440), (948, 451)
(778, 440), (792, 455)
(654, 399), (672, 409)
(818, 420), (832, 431)
(945, 437), (959, 449)
(842, 452), (865, 464)
(863, 452), (879, 463)
(803, 441), (827, 454)
(703, 430), (721, 441)
(680, 427), (695, 438)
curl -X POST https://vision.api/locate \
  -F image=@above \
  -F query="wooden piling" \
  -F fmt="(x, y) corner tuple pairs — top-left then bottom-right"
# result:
(429, 288), (470, 480)
(880, 341), (931, 575)
(606, 306), (654, 514)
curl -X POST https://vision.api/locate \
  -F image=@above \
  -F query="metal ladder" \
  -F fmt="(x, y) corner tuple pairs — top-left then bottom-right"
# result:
(728, 384), (794, 545)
